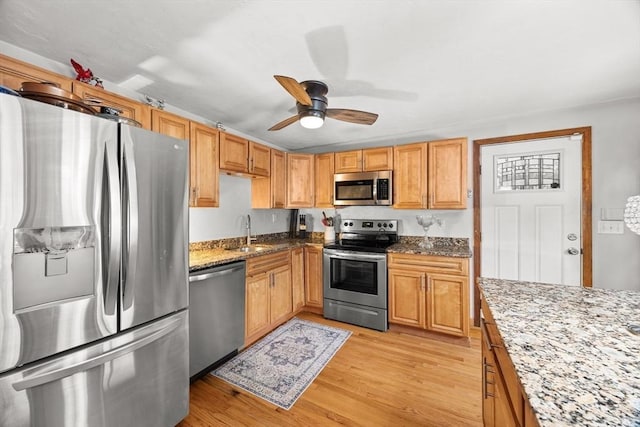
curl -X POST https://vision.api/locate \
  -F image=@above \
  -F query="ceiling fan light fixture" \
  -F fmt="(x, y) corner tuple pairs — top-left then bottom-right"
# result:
(299, 110), (325, 129)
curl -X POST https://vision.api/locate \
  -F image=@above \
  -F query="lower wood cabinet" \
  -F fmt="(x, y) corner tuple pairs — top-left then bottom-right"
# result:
(481, 298), (540, 427)
(388, 253), (469, 337)
(244, 251), (292, 346)
(291, 247), (305, 312)
(304, 245), (323, 309)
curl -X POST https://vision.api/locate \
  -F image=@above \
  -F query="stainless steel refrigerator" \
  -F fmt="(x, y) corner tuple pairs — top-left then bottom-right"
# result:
(0, 94), (189, 426)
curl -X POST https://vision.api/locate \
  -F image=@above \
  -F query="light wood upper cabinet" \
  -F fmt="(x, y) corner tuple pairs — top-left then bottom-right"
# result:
(388, 253), (469, 337)
(393, 142), (428, 209)
(219, 132), (249, 173)
(151, 109), (190, 140)
(428, 138), (467, 209)
(72, 81), (151, 129)
(249, 142), (271, 176)
(334, 147), (393, 173)
(189, 122), (219, 207)
(219, 132), (270, 177)
(286, 153), (315, 208)
(363, 147), (393, 171)
(251, 149), (285, 208)
(0, 53), (72, 92)
(393, 138), (467, 209)
(304, 245), (323, 309)
(334, 150), (363, 173)
(314, 152), (335, 208)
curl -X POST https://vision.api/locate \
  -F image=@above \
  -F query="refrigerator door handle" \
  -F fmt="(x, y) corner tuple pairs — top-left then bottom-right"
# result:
(11, 316), (182, 391)
(102, 141), (121, 316)
(121, 135), (139, 310)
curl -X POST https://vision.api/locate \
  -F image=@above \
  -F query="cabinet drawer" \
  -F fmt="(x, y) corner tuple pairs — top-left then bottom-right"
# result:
(246, 251), (290, 276)
(388, 253), (468, 275)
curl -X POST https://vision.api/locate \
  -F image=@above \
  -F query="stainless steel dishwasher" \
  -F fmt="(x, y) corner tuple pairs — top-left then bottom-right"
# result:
(189, 260), (246, 381)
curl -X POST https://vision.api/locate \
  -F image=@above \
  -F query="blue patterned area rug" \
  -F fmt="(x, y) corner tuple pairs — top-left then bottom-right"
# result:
(212, 318), (351, 410)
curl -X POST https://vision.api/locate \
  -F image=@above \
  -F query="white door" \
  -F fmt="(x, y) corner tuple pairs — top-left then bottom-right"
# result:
(480, 135), (582, 285)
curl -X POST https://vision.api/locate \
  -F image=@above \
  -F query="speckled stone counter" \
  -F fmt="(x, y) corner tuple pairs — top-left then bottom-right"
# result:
(479, 277), (640, 427)
(387, 237), (472, 258)
(189, 235), (324, 272)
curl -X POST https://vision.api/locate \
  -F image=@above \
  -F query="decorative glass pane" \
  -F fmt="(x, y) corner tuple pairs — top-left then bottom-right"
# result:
(495, 152), (560, 191)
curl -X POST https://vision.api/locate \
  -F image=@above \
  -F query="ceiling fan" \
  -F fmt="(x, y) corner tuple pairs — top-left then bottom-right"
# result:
(268, 75), (379, 131)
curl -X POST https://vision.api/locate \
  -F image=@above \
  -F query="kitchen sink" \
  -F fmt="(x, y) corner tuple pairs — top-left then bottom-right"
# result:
(225, 243), (291, 253)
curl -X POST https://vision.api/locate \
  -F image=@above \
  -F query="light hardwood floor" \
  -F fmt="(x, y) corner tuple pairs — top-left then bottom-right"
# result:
(177, 312), (482, 426)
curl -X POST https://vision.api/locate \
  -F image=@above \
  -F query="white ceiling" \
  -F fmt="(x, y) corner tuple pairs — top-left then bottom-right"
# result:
(1, 0), (639, 151)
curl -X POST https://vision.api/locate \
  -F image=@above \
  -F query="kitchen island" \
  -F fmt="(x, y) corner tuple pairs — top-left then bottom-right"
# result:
(479, 277), (640, 426)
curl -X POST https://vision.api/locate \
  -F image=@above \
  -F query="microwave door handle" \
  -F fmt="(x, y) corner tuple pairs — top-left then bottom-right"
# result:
(121, 134), (138, 310)
(102, 141), (120, 317)
(372, 179), (378, 205)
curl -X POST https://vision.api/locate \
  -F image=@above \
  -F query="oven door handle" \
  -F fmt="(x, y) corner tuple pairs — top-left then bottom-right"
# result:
(324, 250), (386, 261)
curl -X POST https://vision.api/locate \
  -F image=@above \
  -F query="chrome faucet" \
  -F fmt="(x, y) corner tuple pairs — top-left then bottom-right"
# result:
(246, 214), (256, 246)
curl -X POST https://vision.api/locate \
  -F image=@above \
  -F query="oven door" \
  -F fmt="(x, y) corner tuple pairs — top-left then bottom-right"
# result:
(323, 249), (387, 309)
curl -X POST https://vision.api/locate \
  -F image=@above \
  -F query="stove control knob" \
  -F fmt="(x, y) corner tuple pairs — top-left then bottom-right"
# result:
(344, 222), (348, 227)
(378, 222), (382, 227)
(388, 223), (394, 228)
(349, 222), (353, 226)
(383, 223), (387, 227)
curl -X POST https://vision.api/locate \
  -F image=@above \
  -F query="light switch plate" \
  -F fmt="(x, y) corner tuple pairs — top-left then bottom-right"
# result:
(597, 220), (624, 234)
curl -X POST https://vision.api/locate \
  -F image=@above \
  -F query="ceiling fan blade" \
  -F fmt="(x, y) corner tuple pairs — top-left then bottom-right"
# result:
(268, 115), (300, 131)
(274, 75), (312, 106)
(326, 109), (378, 125)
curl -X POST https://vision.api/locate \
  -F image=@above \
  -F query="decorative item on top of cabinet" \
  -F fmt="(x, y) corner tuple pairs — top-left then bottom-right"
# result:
(151, 109), (190, 140)
(388, 253), (469, 337)
(393, 138), (467, 209)
(189, 122), (220, 207)
(286, 153), (315, 208)
(291, 247), (305, 313)
(0, 53), (73, 92)
(72, 81), (151, 129)
(245, 251), (293, 346)
(304, 245), (323, 312)
(251, 149), (285, 208)
(314, 152), (335, 207)
(334, 147), (394, 173)
(219, 132), (270, 177)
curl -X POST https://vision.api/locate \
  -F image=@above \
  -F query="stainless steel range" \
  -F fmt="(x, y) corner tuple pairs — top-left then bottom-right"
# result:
(323, 219), (398, 331)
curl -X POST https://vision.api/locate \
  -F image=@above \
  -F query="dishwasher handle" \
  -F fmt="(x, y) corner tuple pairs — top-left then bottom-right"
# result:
(189, 263), (245, 283)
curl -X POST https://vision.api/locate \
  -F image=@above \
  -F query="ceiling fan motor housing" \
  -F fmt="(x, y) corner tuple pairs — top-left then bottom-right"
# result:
(298, 80), (328, 118)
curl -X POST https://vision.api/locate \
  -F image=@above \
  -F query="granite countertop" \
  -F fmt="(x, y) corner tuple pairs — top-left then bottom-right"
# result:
(479, 277), (640, 427)
(387, 237), (472, 258)
(189, 238), (323, 272)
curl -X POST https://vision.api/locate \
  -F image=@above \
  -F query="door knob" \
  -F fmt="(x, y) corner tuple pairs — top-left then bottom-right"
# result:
(567, 247), (580, 255)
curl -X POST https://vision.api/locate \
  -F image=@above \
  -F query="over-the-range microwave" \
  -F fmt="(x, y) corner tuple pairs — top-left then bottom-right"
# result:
(334, 170), (392, 206)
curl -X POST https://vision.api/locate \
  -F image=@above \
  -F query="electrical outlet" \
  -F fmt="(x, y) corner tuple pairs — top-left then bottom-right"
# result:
(597, 220), (624, 234)
(272, 213), (277, 223)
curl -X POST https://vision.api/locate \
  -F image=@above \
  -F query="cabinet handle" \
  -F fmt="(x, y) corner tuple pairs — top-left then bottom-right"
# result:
(250, 157), (254, 172)
(483, 360), (496, 399)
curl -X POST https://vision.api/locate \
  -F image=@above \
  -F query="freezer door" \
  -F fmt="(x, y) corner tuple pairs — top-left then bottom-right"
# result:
(120, 125), (188, 329)
(0, 310), (189, 427)
(0, 95), (119, 373)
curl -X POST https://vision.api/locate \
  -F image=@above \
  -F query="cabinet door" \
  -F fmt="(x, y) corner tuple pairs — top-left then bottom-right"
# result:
(314, 152), (335, 207)
(151, 109), (190, 140)
(286, 153), (314, 208)
(304, 246), (323, 308)
(271, 149), (286, 208)
(220, 132), (249, 173)
(482, 328), (497, 427)
(428, 138), (467, 209)
(189, 122), (219, 207)
(334, 150), (362, 173)
(426, 273), (469, 336)
(0, 53), (72, 91)
(291, 248), (305, 312)
(393, 142), (428, 209)
(72, 81), (151, 129)
(270, 265), (293, 325)
(388, 268), (426, 328)
(249, 142), (271, 177)
(245, 274), (271, 339)
(362, 147), (393, 171)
